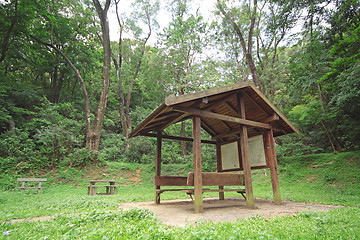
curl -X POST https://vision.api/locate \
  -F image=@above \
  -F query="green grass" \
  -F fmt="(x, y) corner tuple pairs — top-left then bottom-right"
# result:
(1, 206), (359, 239)
(0, 151), (359, 239)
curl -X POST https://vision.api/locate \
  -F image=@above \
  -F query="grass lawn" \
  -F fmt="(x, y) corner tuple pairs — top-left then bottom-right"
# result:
(0, 151), (359, 239)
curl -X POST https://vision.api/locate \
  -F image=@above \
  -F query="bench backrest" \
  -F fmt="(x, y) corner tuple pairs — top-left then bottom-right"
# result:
(187, 172), (244, 186)
(154, 176), (187, 186)
(17, 178), (47, 182)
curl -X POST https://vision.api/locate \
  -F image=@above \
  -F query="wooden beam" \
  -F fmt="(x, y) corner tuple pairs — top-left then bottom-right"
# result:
(265, 129), (281, 204)
(173, 106), (272, 130)
(192, 116), (203, 213)
(249, 86), (300, 134)
(261, 114), (279, 123)
(201, 93), (235, 111)
(221, 165), (268, 172)
(159, 113), (189, 131)
(155, 131), (162, 204)
(154, 176), (187, 186)
(141, 117), (173, 131)
(212, 114), (280, 140)
(139, 132), (216, 144)
(224, 102), (241, 117)
(218, 131), (262, 145)
(237, 139), (243, 170)
(210, 109), (232, 130)
(244, 91), (270, 116)
(165, 82), (250, 106)
(129, 104), (167, 138)
(216, 140), (224, 200)
(272, 121), (287, 135)
(152, 110), (179, 122)
(238, 94), (255, 207)
(187, 172), (245, 186)
(201, 119), (218, 136)
(212, 126), (242, 140)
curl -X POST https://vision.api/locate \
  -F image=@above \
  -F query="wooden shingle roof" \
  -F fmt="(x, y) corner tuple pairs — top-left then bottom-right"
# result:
(129, 82), (298, 142)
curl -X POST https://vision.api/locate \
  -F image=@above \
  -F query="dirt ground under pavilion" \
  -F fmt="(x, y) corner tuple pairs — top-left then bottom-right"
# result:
(121, 197), (340, 227)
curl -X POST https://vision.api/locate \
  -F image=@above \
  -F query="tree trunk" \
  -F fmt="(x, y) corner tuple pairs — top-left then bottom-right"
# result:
(31, 0), (112, 153)
(309, 11), (340, 152)
(30, 35), (92, 151)
(9, 118), (15, 134)
(114, 0), (128, 139)
(50, 64), (65, 103)
(91, 0), (112, 151)
(217, 0), (262, 91)
(0, 0), (18, 64)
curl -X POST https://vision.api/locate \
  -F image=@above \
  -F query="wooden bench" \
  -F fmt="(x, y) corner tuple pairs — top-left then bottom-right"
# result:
(88, 180), (117, 195)
(154, 176), (190, 203)
(154, 172), (246, 203)
(16, 178), (47, 193)
(186, 172), (246, 200)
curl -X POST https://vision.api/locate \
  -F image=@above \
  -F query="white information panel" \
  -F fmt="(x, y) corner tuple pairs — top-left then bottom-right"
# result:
(221, 141), (239, 170)
(221, 135), (267, 170)
(248, 135), (267, 167)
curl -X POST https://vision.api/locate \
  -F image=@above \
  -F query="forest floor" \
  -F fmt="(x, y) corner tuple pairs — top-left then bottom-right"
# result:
(121, 197), (339, 226)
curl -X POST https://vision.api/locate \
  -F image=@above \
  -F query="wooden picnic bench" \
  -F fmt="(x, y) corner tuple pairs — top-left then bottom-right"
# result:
(155, 172), (246, 203)
(16, 178), (47, 193)
(88, 180), (117, 195)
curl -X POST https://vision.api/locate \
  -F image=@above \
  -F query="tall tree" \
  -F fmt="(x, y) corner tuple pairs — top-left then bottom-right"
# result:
(113, 0), (159, 139)
(158, 0), (208, 156)
(31, 0), (112, 151)
(216, 0), (261, 89)
(89, 0), (112, 150)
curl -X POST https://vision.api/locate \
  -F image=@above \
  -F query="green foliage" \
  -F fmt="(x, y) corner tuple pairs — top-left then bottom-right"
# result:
(99, 133), (126, 162)
(0, 151), (360, 238)
(0, 99), (97, 184)
(0, 206), (359, 239)
(276, 134), (324, 157)
(125, 137), (155, 163)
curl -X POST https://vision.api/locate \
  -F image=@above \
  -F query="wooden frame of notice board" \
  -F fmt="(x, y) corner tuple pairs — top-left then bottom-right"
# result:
(221, 134), (269, 172)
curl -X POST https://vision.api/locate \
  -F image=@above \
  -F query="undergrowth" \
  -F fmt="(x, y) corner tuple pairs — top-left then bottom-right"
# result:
(0, 151), (359, 239)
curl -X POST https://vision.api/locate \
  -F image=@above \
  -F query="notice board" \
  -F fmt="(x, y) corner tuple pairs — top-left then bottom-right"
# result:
(221, 135), (267, 171)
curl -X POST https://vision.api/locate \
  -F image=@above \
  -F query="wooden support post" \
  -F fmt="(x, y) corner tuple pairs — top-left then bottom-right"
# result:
(216, 140), (224, 200)
(193, 116), (203, 213)
(238, 94), (255, 207)
(155, 131), (162, 204)
(266, 129), (281, 204)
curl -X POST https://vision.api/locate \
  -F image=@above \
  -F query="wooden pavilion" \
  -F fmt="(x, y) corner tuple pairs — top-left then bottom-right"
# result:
(129, 82), (299, 213)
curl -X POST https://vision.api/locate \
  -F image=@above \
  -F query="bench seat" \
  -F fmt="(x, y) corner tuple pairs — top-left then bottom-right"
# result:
(17, 178), (47, 193)
(155, 188), (193, 194)
(181, 188), (246, 200)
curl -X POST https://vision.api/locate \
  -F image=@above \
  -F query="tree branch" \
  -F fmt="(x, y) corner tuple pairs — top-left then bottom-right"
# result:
(30, 34), (92, 134)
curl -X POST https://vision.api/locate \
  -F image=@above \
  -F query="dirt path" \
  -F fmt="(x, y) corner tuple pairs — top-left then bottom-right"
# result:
(121, 197), (340, 226)
(7, 198), (339, 227)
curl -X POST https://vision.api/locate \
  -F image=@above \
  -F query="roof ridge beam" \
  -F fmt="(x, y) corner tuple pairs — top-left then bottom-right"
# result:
(139, 132), (216, 144)
(173, 106), (272, 130)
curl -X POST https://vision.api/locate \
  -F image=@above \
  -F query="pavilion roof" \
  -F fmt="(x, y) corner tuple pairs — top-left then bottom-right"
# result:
(129, 82), (299, 142)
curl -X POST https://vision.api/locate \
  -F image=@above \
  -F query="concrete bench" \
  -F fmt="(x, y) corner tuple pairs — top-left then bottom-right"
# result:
(88, 180), (117, 195)
(16, 178), (47, 193)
